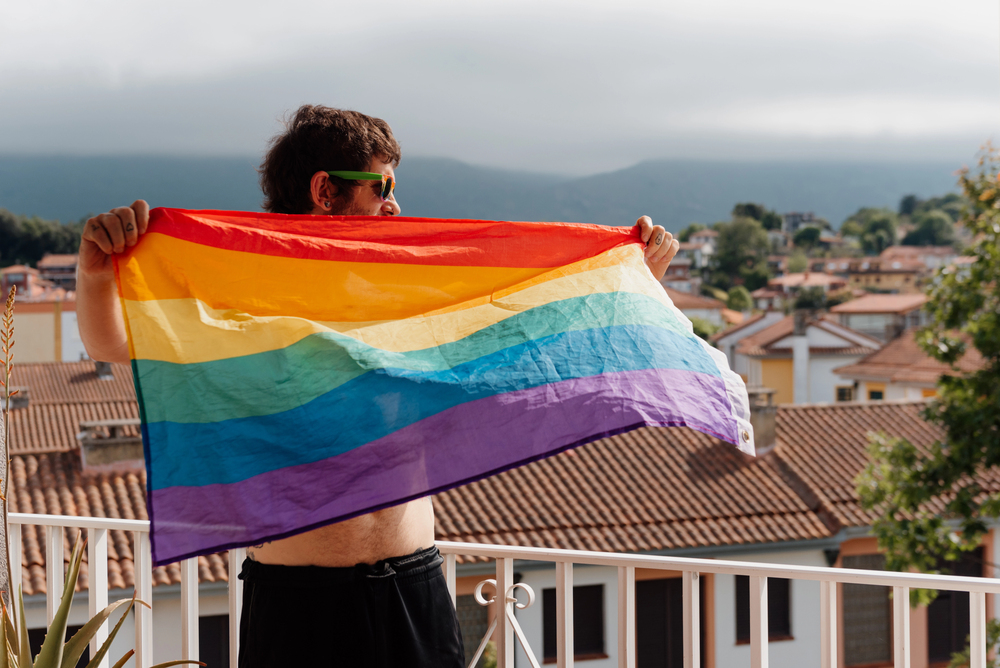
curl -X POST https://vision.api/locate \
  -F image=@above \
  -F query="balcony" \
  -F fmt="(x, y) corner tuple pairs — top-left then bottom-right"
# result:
(9, 513), (1000, 668)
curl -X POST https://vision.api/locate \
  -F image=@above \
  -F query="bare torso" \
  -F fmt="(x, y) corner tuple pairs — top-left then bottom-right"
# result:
(246, 497), (436, 567)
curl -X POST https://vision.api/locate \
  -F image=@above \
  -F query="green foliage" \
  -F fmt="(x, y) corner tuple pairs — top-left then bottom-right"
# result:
(902, 209), (957, 247)
(726, 286), (752, 311)
(711, 218), (772, 291)
(787, 250), (808, 273)
(701, 285), (729, 302)
(913, 193), (966, 223)
(689, 317), (721, 341)
(792, 227), (821, 250)
(677, 223), (706, 243)
(840, 219), (864, 238)
(899, 194), (920, 216)
(793, 286), (827, 310)
(732, 203), (766, 220)
(948, 617), (1000, 668)
(760, 210), (783, 231)
(856, 147), (1000, 604)
(842, 207), (898, 255)
(0, 210), (84, 268)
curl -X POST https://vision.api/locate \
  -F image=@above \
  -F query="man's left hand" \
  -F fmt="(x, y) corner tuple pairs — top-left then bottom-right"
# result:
(636, 216), (678, 281)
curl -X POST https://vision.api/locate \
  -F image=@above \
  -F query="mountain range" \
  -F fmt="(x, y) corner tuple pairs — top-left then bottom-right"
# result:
(0, 155), (963, 231)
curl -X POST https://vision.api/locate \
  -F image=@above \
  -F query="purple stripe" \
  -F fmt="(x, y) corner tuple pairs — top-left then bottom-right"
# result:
(148, 368), (737, 564)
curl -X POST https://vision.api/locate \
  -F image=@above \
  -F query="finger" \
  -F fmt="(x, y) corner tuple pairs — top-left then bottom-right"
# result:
(104, 207), (131, 253)
(131, 200), (151, 235)
(645, 225), (667, 257)
(650, 234), (677, 263)
(83, 215), (115, 255)
(636, 216), (653, 243)
(115, 206), (139, 247)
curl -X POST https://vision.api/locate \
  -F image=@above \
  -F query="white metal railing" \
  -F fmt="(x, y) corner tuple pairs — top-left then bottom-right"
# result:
(437, 541), (1000, 668)
(7, 513), (1000, 668)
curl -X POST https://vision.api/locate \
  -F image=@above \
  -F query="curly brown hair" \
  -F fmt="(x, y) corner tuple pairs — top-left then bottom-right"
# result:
(259, 105), (402, 214)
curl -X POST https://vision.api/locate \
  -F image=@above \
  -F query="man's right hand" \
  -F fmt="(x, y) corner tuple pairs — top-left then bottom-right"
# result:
(79, 200), (150, 277)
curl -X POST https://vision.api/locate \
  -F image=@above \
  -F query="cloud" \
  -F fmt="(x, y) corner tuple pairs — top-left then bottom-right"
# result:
(1, 0), (997, 173)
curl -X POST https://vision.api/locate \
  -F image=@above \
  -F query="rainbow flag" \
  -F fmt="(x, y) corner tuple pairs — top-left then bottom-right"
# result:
(115, 208), (754, 565)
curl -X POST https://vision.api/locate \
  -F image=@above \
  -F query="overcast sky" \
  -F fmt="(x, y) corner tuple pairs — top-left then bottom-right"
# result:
(2, 0), (999, 174)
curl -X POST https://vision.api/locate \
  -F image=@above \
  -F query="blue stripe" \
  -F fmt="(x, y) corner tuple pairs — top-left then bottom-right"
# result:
(146, 324), (718, 490)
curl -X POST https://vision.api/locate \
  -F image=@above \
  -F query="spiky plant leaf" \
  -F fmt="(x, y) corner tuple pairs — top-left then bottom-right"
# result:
(148, 661), (206, 668)
(34, 535), (85, 668)
(60, 597), (133, 668)
(108, 651), (133, 668)
(17, 588), (29, 668)
(81, 599), (148, 668)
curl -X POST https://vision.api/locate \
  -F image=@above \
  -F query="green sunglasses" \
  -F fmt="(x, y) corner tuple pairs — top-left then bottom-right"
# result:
(326, 171), (396, 201)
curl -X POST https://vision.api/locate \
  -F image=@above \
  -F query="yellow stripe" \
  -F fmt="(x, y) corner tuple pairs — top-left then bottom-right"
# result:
(125, 245), (674, 364)
(117, 232), (546, 322)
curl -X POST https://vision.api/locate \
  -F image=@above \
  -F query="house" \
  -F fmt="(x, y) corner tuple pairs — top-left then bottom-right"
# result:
(879, 245), (958, 271)
(846, 258), (924, 294)
(661, 286), (730, 327)
(781, 212), (823, 235)
(829, 292), (928, 343)
(0, 265), (83, 363)
(675, 241), (707, 270)
(750, 272), (849, 312)
(659, 256), (701, 295)
(807, 257), (854, 277)
(36, 253), (79, 291)
(735, 313), (880, 404)
(7, 362), (997, 668)
(687, 229), (718, 257)
(834, 328), (985, 402)
(710, 311), (787, 377)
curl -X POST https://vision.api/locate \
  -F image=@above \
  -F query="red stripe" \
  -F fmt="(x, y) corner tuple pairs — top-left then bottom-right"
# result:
(148, 208), (640, 268)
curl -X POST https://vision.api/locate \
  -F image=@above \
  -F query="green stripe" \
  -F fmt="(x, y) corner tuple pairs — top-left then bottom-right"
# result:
(136, 291), (692, 424)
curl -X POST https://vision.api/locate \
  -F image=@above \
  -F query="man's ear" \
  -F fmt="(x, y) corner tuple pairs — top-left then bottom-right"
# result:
(309, 171), (338, 213)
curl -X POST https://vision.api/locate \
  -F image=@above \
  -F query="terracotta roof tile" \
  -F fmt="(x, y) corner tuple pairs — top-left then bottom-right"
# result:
(830, 293), (927, 314)
(834, 329), (985, 384)
(662, 287), (724, 310)
(11, 362), (136, 406)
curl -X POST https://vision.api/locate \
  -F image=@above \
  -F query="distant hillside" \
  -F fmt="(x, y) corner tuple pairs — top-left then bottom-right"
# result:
(0, 155), (962, 231)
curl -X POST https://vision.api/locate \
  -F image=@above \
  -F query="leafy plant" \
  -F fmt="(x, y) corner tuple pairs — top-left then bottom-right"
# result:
(947, 618), (1000, 668)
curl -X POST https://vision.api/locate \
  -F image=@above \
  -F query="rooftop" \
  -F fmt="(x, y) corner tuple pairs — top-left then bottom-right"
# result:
(661, 286), (724, 310)
(834, 328), (985, 384)
(830, 293), (927, 315)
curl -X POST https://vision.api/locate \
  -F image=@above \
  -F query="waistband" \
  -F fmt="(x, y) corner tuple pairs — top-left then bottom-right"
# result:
(239, 545), (443, 585)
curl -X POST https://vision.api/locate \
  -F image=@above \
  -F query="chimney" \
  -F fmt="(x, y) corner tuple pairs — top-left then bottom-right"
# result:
(94, 361), (114, 381)
(792, 309), (811, 404)
(77, 418), (144, 472)
(1, 387), (28, 410)
(746, 386), (777, 454)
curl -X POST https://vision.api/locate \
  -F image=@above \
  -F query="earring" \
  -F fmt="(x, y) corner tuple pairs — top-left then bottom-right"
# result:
(323, 201), (331, 209)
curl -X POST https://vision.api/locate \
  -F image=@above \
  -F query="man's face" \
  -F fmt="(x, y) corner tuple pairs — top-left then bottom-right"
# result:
(334, 158), (400, 217)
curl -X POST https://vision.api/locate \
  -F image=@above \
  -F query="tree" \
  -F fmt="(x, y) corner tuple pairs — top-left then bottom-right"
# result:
(856, 148), (1000, 603)
(902, 210), (956, 246)
(678, 222), (706, 243)
(760, 210), (783, 231)
(842, 207), (899, 255)
(787, 249), (808, 273)
(726, 285), (752, 312)
(840, 219), (864, 239)
(689, 316), (721, 341)
(793, 286), (826, 310)
(792, 227), (821, 250)
(732, 203), (765, 220)
(0, 209), (84, 267)
(899, 194), (920, 216)
(711, 218), (771, 291)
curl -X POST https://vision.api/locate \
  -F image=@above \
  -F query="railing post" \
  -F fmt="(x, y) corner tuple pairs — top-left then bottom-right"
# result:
(443, 553), (457, 608)
(496, 557), (514, 668)
(683, 571), (700, 668)
(180, 557), (199, 662)
(133, 531), (153, 668)
(45, 526), (64, 625)
(88, 528), (109, 668)
(820, 580), (837, 668)
(892, 586), (910, 668)
(228, 548), (246, 668)
(556, 561), (574, 668)
(749, 575), (768, 668)
(9, 522), (20, 623)
(970, 591), (987, 668)
(618, 566), (635, 668)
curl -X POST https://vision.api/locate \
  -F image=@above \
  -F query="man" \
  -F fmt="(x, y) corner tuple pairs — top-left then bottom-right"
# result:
(77, 105), (678, 666)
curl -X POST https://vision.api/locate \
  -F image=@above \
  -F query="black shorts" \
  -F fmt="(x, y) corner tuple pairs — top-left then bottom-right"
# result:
(237, 546), (465, 668)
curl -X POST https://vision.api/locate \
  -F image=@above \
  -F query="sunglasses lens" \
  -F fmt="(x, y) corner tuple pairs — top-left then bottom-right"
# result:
(382, 177), (395, 201)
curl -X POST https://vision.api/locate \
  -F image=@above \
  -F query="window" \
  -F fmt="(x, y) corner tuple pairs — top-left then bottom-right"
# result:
(842, 554), (891, 666)
(29, 626), (88, 668)
(928, 549), (983, 664)
(836, 386), (854, 402)
(867, 383), (886, 401)
(457, 594), (491, 667)
(543, 584), (605, 662)
(921, 388), (937, 399)
(735, 576), (791, 643)
(636, 578), (706, 668)
(199, 615), (231, 668)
